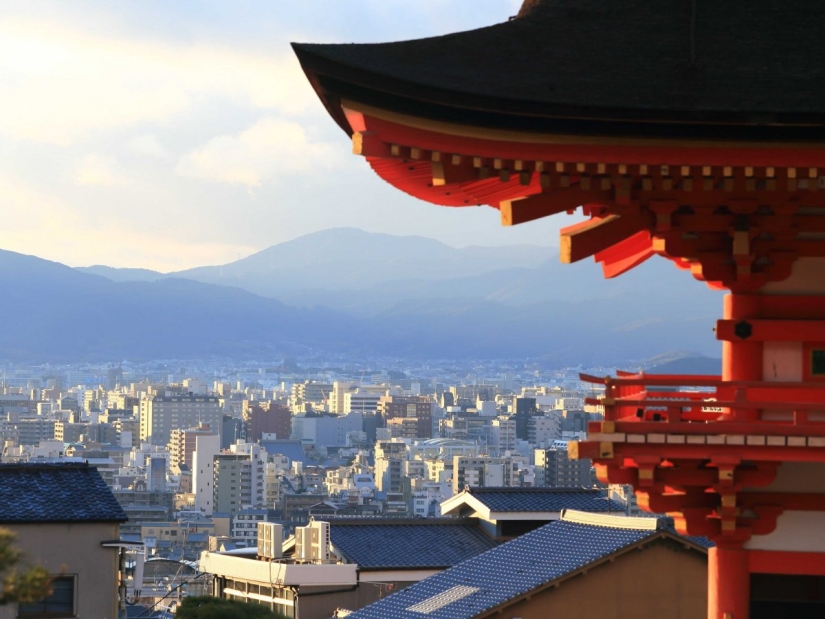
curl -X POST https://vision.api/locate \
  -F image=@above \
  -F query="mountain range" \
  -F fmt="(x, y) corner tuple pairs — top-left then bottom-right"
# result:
(0, 228), (724, 364)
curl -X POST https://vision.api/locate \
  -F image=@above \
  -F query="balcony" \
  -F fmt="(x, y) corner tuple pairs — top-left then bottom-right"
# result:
(572, 371), (825, 463)
(571, 371), (825, 539)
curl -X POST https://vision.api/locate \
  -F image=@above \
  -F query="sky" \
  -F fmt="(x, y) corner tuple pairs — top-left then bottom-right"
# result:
(1, 0), (575, 272)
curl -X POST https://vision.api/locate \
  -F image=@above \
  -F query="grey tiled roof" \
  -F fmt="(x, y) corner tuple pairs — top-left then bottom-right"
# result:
(328, 518), (498, 570)
(260, 440), (307, 465)
(467, 487), (626, 513)
(347, 515), (707, 619)
(0, 463), (127, 523)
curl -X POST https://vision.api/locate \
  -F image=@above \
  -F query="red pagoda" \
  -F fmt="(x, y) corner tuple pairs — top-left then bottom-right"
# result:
(293, 2), (825, 617)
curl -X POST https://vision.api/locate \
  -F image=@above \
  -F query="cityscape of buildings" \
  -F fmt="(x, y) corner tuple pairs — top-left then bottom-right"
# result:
(0, 358), (645, 617)
(3, 1), (824, 618)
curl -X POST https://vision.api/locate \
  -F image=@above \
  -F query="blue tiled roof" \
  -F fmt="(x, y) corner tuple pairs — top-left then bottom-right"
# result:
(0, 463), (127, 523)
(328, 519), (498, 569)
(347, 515), (704, 619)
(467, 487), (625, 512)
(260, 440), (307, 465)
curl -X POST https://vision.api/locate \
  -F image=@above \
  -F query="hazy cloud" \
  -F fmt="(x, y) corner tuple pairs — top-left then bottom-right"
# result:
(0, 19), (315, 146)
(127, 135), (171, 159)
(74, 154), (129, 186)
(175, 118), (341, 188)
(0, 2), (560, 271)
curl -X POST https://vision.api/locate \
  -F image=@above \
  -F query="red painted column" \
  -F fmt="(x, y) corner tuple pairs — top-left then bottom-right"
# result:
(722, 293), (762, 382)
(708, 544), (750, 619)
(721, 294), (762, 424)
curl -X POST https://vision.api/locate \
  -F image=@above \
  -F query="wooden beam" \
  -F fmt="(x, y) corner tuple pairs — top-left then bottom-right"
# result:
(351, 131), (390, 157)
(499, 189), (608, 227)
(560, 213), (652, 263)
(595, 230), (654, 278)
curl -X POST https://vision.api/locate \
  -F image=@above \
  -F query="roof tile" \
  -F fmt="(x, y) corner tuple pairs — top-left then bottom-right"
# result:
(0, 463), (127, 523)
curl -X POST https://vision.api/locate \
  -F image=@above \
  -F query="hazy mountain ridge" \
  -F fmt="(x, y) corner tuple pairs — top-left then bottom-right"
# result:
(0, 228), (726, 362)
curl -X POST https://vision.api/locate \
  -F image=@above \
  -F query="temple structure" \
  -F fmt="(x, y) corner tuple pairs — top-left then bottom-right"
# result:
(293, 2), (825, 617)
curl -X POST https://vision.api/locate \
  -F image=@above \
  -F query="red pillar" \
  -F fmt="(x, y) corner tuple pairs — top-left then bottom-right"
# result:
(708, 544), (750, 619)
(722, 293), (762, 383)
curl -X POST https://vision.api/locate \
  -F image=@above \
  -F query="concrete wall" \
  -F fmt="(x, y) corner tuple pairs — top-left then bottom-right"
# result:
(0, 522), (120, 619)
(491, 541), (706, 619)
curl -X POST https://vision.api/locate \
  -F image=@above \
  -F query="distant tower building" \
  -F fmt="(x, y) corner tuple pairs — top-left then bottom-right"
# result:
(168, 424), (218, 470)
(139, 393), (222, 446)
(193, 433), (221, 516)
(105, 365), (123, 390)
(535, 441), (594, 488)
(213, 445), (267, 515)
(377, 395), (432, 438)
(328, 381), (354, 414)
(243, 401), (291, 442)
(147, 456), (167, 492)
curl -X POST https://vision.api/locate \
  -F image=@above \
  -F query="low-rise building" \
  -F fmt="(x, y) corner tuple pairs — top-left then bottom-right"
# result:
(342, 510), (710, 619)
(0, 462), (127, 619)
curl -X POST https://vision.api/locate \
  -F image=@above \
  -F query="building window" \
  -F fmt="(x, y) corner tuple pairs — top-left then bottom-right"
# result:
(804, 343), (825, 380)
(18, 575), (75, 618)
(812, 349), (825, 375)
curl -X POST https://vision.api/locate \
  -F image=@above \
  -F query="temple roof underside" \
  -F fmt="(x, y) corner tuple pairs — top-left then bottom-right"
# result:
(294, 1), (825, 293)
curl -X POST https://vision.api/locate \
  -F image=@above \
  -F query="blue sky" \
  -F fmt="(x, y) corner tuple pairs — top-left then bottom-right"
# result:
(1, 0), (576, 271)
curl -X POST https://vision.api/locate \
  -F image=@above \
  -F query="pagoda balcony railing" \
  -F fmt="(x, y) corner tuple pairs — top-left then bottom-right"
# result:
(579, 371), (825, 451)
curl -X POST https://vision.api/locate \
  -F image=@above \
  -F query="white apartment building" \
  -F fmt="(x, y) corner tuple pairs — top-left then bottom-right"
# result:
(193, 433), (221, 515)
(491, 416), (517, 453)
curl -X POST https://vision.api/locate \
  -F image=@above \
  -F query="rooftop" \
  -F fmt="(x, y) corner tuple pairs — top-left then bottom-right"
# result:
(324, 517), (499, 570)
(442, 487), (626, 517)
(0, 463), (127, 523)
(294, 0), (825, 141)
(346, 510), (711, 619)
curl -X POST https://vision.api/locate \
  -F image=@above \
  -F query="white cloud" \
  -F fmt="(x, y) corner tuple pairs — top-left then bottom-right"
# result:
(127, 134), (171, 159)
(0, 174), (259, 271)
(175, 118), (340, 187)
(0, 18), (316, 146)
(74, 154), (128, 186)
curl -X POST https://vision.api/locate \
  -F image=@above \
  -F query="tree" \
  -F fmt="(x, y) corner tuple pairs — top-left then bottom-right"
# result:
(0, 528), (51, 605)
(176, 596), (288, 619)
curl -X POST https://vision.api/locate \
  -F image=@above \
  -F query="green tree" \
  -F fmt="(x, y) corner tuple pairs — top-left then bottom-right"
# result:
(0, 528), (51, 605)
(176, 595), (288, 619)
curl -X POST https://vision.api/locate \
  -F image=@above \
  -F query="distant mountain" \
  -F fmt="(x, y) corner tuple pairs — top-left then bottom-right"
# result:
(168, 228), (553, 297)
(1, 227), (728, 363)
(76, 265), (163, 282)
(0, 250), (358, 362)
(277, 247), (719, 316)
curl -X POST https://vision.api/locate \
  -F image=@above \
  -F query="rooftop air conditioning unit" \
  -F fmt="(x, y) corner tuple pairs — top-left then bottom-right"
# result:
(309, 521), (330, 562)
(295, 525), (312, 561)
(257, 522), (283, 560)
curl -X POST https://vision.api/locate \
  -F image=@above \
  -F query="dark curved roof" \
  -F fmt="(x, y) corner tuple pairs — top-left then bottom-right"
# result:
(466, 487), (626, 513)
(345, 515), (708, 619)
(293, 0), (825, 141)
(328, 518), (498, 570)
(0, 463), (127, 523)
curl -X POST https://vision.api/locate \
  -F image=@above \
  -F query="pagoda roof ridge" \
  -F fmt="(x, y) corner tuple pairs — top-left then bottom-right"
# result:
(294, 0), (825, 141)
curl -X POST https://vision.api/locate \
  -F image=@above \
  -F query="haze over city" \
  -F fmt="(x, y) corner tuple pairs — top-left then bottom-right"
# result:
(1, 2), (822, 619)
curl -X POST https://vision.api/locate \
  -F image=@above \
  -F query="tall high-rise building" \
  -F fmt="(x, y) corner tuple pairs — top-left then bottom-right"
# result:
(452, 455), (520, 494)
(168, 423), (218, 470)
(213, 444), (267, 515)
(139, 393), (222, 446)
(378, 395), (432, 438)
(243, 401), (291, 442)
(535, 441), (594, 488)
(193, 433), (221, 516)
(328, 382), (354, 414)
